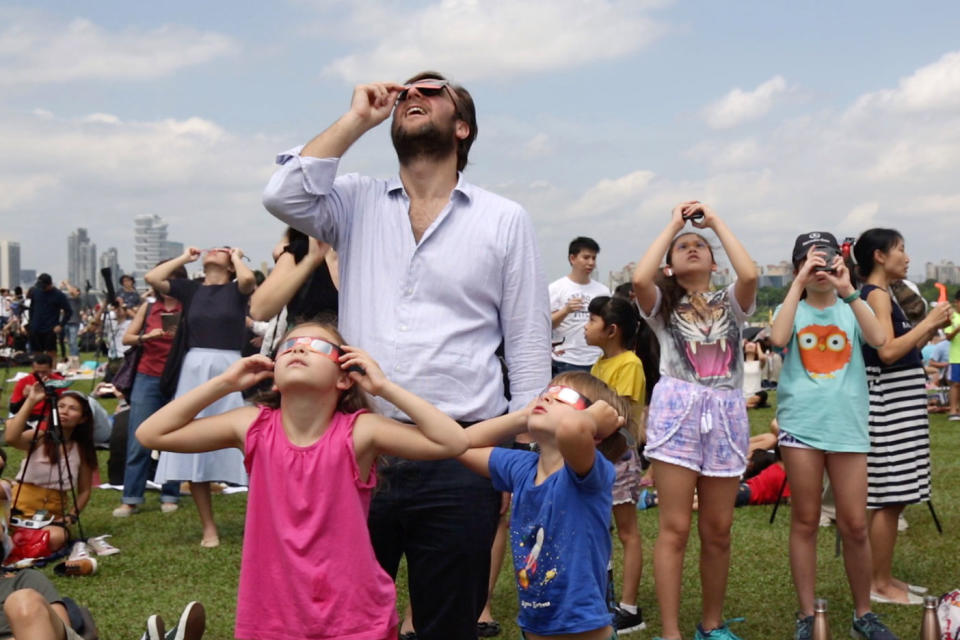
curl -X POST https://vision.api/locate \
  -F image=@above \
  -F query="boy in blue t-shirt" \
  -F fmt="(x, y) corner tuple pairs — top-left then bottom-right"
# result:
(458, 371), (629, 640)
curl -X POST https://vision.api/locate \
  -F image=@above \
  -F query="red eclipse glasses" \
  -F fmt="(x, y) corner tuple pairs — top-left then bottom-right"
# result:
(540, 385), (592, 411)
(277, 337), (343, 363)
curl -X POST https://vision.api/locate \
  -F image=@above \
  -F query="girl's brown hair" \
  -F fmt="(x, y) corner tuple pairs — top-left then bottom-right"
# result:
(654, 232), (716, 320)
(254, 317), (371, 414)
(550, 371), (636, 462)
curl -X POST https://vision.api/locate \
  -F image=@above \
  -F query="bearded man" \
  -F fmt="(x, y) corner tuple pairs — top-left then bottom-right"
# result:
(263, 71), (550, 639)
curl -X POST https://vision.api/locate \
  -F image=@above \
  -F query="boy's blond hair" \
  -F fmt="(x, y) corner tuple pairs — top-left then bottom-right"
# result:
(550, 371), (635, 462)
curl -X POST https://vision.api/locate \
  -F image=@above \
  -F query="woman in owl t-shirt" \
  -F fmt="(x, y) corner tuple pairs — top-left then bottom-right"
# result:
(770, 233), (892, 640)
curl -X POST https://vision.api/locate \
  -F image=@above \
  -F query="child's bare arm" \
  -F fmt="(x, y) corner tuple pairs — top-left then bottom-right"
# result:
(558, 400), (623, 476)
(632, 204), (690, 315)
(136, 356), (272, 452)
(343, 347), (468, 461)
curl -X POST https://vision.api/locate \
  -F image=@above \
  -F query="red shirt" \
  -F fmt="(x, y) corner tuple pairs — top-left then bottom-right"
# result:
(746, 462), (791, 505)
(137, 300), (183, 377)
(9, 372), (66, 418)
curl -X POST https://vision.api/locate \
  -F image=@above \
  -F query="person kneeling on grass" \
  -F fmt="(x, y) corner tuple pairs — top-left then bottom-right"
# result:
(458, 371), (629, 640)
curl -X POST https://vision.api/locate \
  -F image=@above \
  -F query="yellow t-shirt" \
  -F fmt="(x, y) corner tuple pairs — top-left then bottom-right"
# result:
(590, 350), (646, 428)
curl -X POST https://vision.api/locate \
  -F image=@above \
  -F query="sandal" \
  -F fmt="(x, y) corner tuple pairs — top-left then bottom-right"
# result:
(477, 621), (501, 637)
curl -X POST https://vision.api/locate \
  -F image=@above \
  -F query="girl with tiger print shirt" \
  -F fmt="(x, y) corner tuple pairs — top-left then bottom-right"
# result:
(631, 201), (757, 640)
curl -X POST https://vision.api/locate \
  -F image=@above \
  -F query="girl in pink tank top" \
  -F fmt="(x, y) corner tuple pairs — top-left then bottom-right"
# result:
(138, 320), (470, 640)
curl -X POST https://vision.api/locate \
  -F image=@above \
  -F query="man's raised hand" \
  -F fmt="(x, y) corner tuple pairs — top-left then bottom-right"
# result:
(348, 82), (405, 129)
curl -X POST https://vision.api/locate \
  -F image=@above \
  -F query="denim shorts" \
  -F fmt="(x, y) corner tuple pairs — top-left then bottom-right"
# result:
(644, 376), (749, 477)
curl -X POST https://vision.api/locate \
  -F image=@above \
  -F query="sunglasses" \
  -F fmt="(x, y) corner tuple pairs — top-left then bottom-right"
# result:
(396, 79), (450, 102)
(540, 385), (592, 411)
(277, 337), (343, 363)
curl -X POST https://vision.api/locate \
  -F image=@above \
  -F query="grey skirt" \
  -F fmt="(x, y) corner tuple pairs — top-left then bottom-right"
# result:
(154, 348), (248, 485)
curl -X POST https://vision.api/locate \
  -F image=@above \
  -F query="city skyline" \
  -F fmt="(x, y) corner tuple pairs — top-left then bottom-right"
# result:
(2, 3), (959, 282)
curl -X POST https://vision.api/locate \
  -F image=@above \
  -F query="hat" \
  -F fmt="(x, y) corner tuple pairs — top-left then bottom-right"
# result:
(36, 273), (53, 287)
(792, 232), (839, 266)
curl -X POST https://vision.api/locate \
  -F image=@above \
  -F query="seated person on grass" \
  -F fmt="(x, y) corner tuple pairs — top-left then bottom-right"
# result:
(3, 384), (96, 555)
(458, 371), (628, 640)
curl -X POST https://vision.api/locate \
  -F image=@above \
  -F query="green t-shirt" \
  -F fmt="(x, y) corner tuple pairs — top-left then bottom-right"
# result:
(775, 300), (870, 452)
(949, 311), (960, 364)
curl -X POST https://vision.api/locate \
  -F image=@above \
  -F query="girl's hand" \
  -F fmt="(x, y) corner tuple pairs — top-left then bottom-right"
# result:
(686, 202), (719, 230)
(670, 201), (698, 229)
(923, 302), (952, 331)
(219, 355), (274, 392)
(585, 399), (625, 440)
(823, 255), (855, 297)
(795, 246), (827, 286)
(182, 246), (202, 263)
(339, 345), (388, 395)
(27, 382), (46, 404)
(307, 238), (331, 267)
(230, 247), (246, 263)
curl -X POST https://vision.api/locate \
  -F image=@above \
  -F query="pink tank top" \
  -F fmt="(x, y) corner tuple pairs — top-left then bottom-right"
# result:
(235, 407), (397, 640)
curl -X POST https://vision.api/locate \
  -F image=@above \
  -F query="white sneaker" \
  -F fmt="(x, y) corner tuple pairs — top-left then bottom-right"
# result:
(160, 502), (179, 514)
(87, 535), (120, 556)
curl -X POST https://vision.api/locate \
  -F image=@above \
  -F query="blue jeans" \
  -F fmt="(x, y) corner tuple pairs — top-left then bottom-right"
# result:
(64, 323), (79, 357)
(123, 372), (180, 504)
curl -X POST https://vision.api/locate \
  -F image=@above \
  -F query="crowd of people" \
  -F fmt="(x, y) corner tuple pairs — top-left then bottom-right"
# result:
(1, 70), (958, 640)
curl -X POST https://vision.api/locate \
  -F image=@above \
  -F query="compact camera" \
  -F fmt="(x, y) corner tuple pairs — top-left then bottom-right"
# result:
(812, 245), (839, 272)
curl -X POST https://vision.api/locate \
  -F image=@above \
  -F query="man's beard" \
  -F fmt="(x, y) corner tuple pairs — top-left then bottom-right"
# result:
(391, 114), (458, 166)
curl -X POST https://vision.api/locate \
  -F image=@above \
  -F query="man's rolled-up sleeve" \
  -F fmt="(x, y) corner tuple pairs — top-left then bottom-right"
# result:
(499, 208), (551, 412)
(261, 145), (353, 249)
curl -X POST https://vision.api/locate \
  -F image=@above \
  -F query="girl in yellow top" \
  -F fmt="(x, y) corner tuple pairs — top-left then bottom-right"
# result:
(584, 295), (647, 633)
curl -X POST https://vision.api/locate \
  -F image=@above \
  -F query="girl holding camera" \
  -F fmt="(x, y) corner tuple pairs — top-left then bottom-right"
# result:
(771, 232), (893, 639)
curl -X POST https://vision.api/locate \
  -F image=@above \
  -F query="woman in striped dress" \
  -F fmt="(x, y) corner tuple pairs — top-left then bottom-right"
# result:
(853, 228), (951, 605)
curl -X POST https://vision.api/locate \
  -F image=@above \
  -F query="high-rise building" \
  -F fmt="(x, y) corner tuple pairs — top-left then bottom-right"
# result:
(134, 215), (168, 282)
(20, 269), (36, 286)
(0, 240), (21, 290)
(99, 247), (122, 289)
(67, 228), (97, 289)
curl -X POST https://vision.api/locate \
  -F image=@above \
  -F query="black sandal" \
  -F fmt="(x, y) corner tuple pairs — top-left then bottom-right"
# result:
(477, 621), (501, 637)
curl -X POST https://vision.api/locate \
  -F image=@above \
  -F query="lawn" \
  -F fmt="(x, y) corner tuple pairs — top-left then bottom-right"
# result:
(1, 359), (956, 639)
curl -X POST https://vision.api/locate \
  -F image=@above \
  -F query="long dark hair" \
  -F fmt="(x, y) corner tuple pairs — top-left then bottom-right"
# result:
(611, 285), (660, 401)
(853, 228), (902, 281)
(254, 318), (371, 414)
(41, 391), (98, 470)
(654, 232), (716, 320)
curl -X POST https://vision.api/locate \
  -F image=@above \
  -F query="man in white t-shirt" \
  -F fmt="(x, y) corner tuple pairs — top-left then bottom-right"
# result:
(549, 236), (610, 373)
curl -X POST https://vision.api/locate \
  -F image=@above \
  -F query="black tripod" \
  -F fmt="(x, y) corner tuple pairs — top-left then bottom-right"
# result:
(11, 382), (86, 542)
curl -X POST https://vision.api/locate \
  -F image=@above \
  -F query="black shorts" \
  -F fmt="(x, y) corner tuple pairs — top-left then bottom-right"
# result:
(29, 331), (58, 353)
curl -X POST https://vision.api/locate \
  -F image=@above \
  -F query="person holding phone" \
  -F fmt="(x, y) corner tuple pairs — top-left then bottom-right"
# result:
(112, 265), (188, 518)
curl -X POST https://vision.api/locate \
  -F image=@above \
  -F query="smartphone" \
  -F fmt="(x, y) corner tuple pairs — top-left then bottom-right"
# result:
(161, 312), (181, 333)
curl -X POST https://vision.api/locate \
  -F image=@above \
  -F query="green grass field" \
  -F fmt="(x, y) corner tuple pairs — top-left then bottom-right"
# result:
(1, 359), (956, 639)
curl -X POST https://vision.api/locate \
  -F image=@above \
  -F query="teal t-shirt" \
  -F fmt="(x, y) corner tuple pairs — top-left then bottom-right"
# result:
(775, 299), (870, 452)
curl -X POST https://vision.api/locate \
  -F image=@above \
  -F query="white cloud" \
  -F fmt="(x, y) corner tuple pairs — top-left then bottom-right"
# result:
(839, 202), (880, 234)
(0, 108), (285, 278)
(0, 14), (238, 87)
(567, 170), (656, 219)
(851, 50), (960, 114)
(522, 133), (553, 158)
(703, 75), (789, 129)
(319, 0), (668, 82)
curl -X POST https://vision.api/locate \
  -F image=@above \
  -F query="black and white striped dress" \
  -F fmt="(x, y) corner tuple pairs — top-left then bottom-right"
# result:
(861, 284), (930, 508)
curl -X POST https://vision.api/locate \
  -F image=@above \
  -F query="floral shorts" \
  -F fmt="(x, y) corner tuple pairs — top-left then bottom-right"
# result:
(612, 449), (644, 506)
(645, 376), (749, 477)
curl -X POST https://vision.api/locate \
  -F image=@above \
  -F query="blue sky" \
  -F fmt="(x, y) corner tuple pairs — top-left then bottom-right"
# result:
(3, 1), (960, 284)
